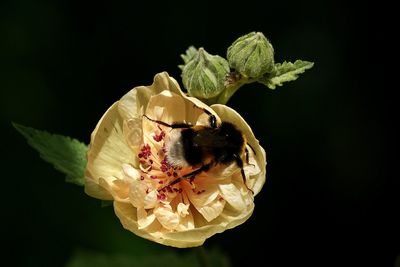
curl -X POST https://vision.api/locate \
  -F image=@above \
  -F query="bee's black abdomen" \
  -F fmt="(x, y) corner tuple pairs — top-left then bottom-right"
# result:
(181, 128), (203, 166)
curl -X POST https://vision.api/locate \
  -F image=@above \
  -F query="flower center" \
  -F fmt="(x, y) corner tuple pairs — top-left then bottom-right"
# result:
(136, 125), (206, 204)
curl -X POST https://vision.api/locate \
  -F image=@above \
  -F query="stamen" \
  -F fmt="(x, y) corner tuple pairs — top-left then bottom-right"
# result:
(153, 129), (166, 142)
(139, 144), (151, 159)
(157, 193), (166, 201)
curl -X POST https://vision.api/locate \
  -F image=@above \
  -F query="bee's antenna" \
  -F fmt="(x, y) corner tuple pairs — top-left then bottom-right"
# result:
(142, 114), (193, 129)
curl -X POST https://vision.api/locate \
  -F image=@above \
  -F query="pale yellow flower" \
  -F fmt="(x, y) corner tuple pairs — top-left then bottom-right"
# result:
(85, 72), (266, 248)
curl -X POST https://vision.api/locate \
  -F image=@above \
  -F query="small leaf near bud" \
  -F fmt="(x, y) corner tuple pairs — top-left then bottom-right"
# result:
(178, 46), (199, 71)
(182, 48), (229, 99)
(227, 32), (274, 78)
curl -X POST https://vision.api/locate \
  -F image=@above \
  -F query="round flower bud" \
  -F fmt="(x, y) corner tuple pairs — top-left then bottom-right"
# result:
(227, 32), (274, 78)
(182, 48), (229, 99)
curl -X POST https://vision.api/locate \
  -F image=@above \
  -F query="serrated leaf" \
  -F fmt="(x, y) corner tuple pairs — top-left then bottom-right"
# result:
(178, 46), (199, 70)
(259, 60), (314, 89)
(13, 123), (87, 186)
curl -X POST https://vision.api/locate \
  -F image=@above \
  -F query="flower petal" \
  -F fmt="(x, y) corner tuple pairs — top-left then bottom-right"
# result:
(122, 163), (141, 180)
(177, 203), (190, 217)
(176, 208), (195, 231)
(137, 207), (157, 230)
(145, 90), (188, 126)
(143, 189), (158, 209)
(129, 179), (147, 208)
(84, 176), (113, 200)
(154, 204), (180, 230)
(161, 201), (253, 247)
(114, 202), (204, 248)
(196, 197), (225, 222)
(86, 102), (136, 189)
(123, 117), (143, 155)
(219, 182), (246, 211)
(118, 72), (182, 121)
(182, 175), (220, 207)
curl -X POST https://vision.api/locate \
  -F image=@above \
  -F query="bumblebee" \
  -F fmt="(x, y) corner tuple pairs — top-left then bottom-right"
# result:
(143, 105), (254, 192)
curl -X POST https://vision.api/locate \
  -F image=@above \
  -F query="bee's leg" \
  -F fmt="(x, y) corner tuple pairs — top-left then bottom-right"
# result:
(245, 147), (256, 167)
(246, 143), (256, 155)
(159, 163), (213, 191)
(245, 147), (250, 164)
(191, 105), (217, 128)
(143, 115), (193, 129)
(234, 154), (254, 194)
(181, 163), (212, 180)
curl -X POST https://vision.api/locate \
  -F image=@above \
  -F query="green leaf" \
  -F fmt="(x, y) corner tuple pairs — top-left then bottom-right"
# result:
(178, 46), (199, 70)
(66, 247), (231, 267)
(13, 123), (87, 186)
(259, 60), (314, 89)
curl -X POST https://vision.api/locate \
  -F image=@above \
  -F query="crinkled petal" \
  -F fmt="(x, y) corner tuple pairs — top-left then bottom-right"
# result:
(196, 198), (226, 222)
(129, 179), (147, 208)
(95, 178), (131, 203)
(122, 163), (141, 180)
(123, 117), (143, 155)
(161, 201), (253, 246)
(176, 208), (195, 231)
(84, 176), (113, 200)
(137, 207), (157, 230)
(154, 204), (180, 230)
(182, 176), (220, 207)
(182, 176), (225, 222)
(85, 102), (136, 189)
(145, 90), (188, 126)
(143, 190), (158, 209)
(177, 203), (190, 217)
(118, 72), (182, 121)
(219, 183), (246, 211)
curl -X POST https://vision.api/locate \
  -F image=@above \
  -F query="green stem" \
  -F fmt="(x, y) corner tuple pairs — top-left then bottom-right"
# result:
(215, 76), (257, 105)
(215, 83), (244, 105)
(196, 246), (210, 267)
(188, 74), (258, 105)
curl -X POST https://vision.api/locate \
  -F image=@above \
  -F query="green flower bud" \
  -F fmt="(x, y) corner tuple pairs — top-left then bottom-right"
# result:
(182, 48), (229, 99)
(227, 32), (274, 78)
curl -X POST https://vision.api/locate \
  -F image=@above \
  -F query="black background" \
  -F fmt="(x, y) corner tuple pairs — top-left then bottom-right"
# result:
(1, 0), (397, 266)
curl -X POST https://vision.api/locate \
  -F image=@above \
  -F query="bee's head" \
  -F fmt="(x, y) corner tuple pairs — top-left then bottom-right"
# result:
(218, 122), (244, 144)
